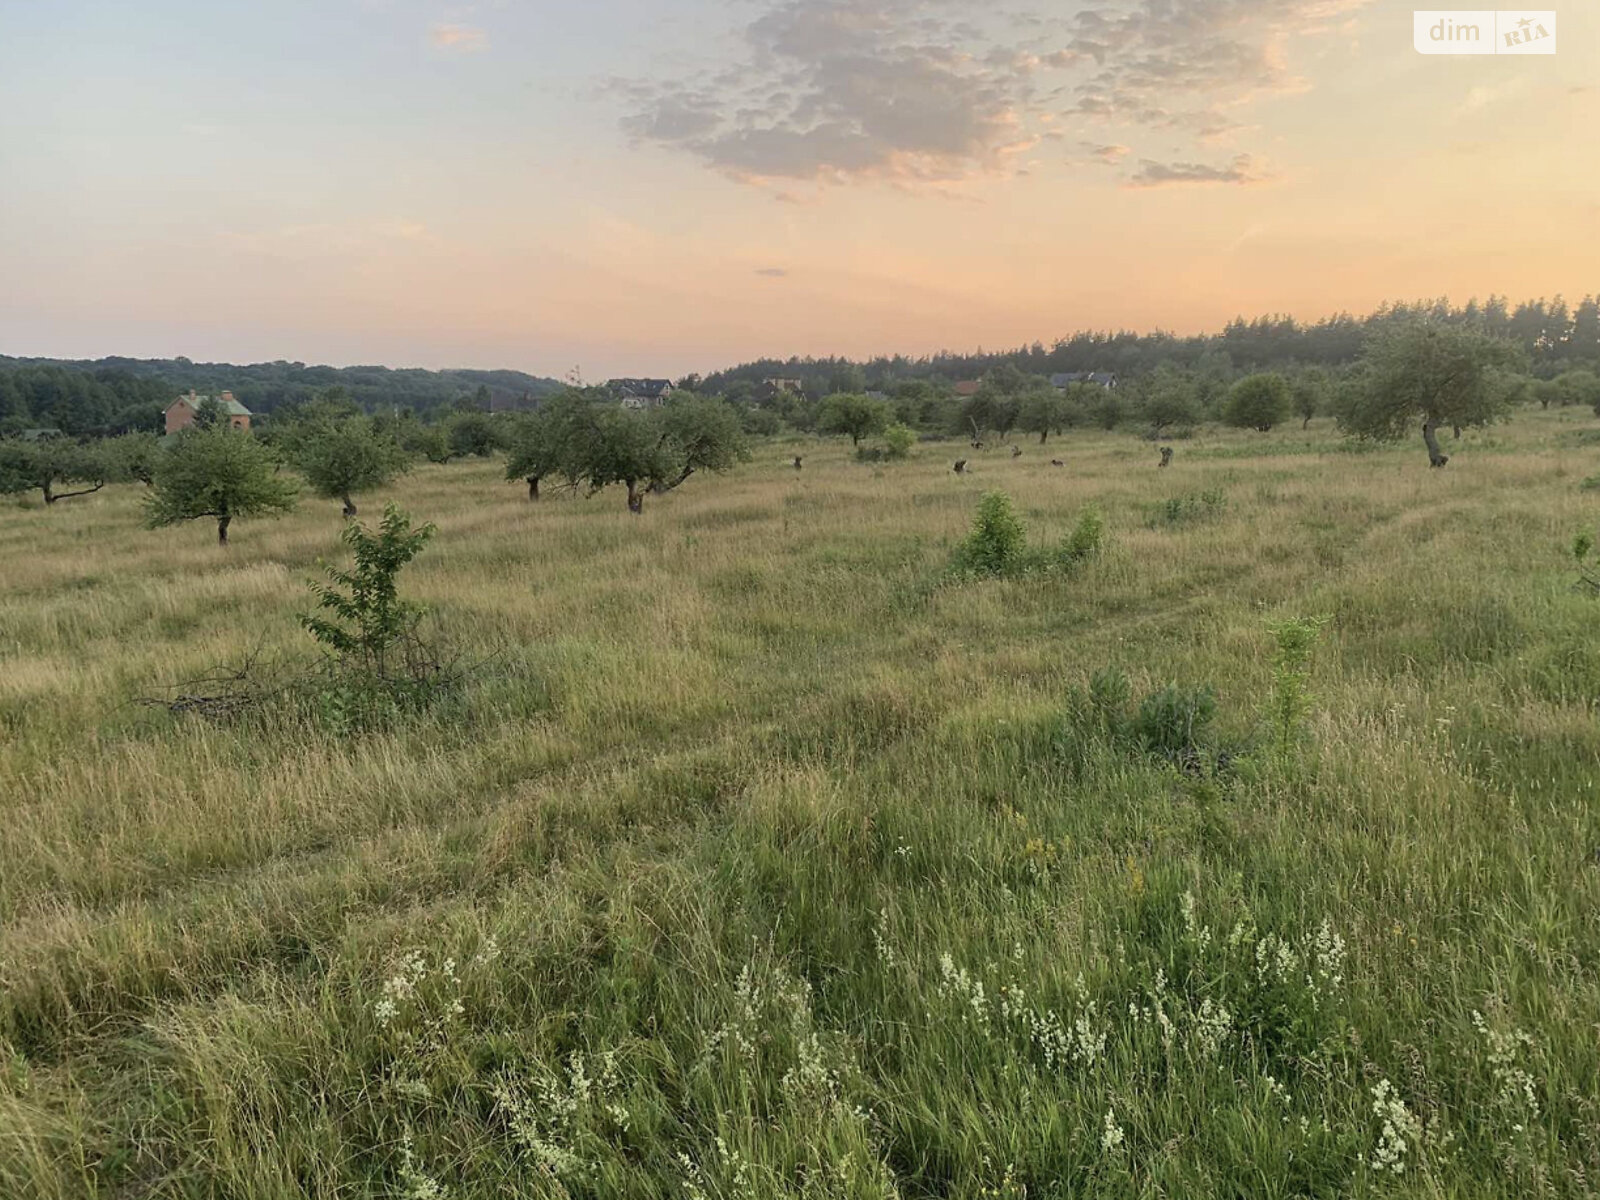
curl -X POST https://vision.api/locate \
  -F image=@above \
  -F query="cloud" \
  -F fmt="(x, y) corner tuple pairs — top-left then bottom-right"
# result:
(1124, 153), (1267, 188)
(615, 0), (1372, 189)
(1081, 141), (1130, 163)
(755, 267), (790, 277)
(430, 24), (487, 52)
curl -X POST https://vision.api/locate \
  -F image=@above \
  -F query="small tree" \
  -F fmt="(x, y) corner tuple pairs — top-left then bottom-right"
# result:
(1340, 321), (1521, 466)
(301, 505), (435, 679)
(293, 416), (409, 517)
(1223, 373), (1292, 432)
(1552, 369), (1600, 413)
(145, 426), (298, 544)
(817, 393), (891, 446)
(575, 406), (674, 514)
(0, 437), (108, 505)
(446, 410), (501, 458)
(102, 432), (162, 486)
(504, 408), (564, 500)
(655, 395), (749, 491)
(1292, 371), (1327, 429)
(1138, 370), (1199, 435)
(1018, 388), (1071, 444)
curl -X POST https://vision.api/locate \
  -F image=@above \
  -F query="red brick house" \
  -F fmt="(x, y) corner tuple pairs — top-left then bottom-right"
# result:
(165, 391), (253, 434)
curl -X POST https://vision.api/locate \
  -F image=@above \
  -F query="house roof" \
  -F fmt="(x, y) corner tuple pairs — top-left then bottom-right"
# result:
(169, 394), (253, 417)
(953, 381), (982, 397)
(608, 378), (673, 399)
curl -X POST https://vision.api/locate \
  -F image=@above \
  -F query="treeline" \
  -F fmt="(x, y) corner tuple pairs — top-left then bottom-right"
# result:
(699, 294), (1600, 399)
(0, 355), (563, 436)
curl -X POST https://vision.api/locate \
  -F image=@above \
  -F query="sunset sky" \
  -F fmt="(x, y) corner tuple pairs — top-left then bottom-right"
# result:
(1, 0), (1596, 378)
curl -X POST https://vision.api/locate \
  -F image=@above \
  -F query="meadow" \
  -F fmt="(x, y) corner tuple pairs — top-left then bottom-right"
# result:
(2, 410), (1598, 1198)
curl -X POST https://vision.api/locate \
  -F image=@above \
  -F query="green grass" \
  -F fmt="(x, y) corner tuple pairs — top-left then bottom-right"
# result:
(2, 414), (1599, 1198)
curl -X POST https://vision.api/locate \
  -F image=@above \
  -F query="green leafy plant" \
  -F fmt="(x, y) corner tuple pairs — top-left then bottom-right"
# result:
(298, 505), (458, 729)
(1059, 505), (1106, 566)
(882, 422), (916, 460)
(302, 505), (435, 673)
(1265, 615), (1327, 760)
(953, 491), (1028, 577)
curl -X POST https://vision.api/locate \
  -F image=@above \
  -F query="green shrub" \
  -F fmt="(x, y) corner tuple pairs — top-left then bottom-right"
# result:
(953, 491), (1028, 576)
(1087, 665), (1132, 736)
(298, 504), (460, 730)
(1132, 684), (1217, 762)
(1059, 505), (1105, 566)
(882, 423), (916, 460)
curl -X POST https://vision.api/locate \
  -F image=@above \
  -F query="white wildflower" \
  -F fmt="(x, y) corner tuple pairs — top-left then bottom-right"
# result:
(1101, 1107), (1126, 1153)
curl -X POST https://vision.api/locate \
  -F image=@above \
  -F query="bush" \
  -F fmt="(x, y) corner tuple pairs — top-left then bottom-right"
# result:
(1059, 505), (1105, 566)
(953, 491), (1028, 576)
(1062, 668), (1223, 770)
(1223, 373), (1292, 432)
(882, 423), (916, 460)
(299, 505), (461, 730)
(1132, 684), (1218, 763)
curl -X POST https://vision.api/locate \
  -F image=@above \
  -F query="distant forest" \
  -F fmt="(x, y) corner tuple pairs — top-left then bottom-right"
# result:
(698, 295), (1600, 398)
(4, 294), (1598, 436)
(0, 356), (563, 436)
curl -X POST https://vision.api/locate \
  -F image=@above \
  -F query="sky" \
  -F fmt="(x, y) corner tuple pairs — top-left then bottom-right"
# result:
(1, 0), (1596, 378)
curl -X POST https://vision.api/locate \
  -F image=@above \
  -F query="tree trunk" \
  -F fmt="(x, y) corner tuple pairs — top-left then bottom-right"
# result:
(217, 514), (232, 545)
(1302, 415), (1311, 429)
(342, 494), (357, 518)
(527, 475), (540, 501)
(626, 479), (643, 514)
(1422, 421), (1449, 468)
(43, 480), (54, 505)
(1039, 429), (1049, 444)
(1452, 425), (1462, 440)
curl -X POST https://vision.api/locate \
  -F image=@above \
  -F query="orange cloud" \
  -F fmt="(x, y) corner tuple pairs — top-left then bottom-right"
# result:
(430, 24), (486, 52)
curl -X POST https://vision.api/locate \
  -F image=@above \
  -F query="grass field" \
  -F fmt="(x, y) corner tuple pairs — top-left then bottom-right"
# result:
(3, 411), (1599, 1198)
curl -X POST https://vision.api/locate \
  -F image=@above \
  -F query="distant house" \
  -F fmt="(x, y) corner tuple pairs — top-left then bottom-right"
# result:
(763, 378), (804, 395)
(609, 378), (674, 410)
(1050, 372), (1118, 390)
(165, 390), (252, 434)
(953, 380), (982, 397)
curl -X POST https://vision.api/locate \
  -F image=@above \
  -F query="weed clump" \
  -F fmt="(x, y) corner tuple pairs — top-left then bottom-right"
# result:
(1144, 488), (1226, 528)
(1065, 665), (1220, 770)
(952, 491), (1106, 578)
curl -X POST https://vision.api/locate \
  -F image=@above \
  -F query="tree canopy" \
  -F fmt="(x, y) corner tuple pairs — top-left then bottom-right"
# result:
(145, 426), (299, 544)
(817, 393), (891, 446)
(1338, 322), (1522, 466)
(290, 415), (410, 517)
(1223, 373), (1292, 432)
(0, 437), (109, 505)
